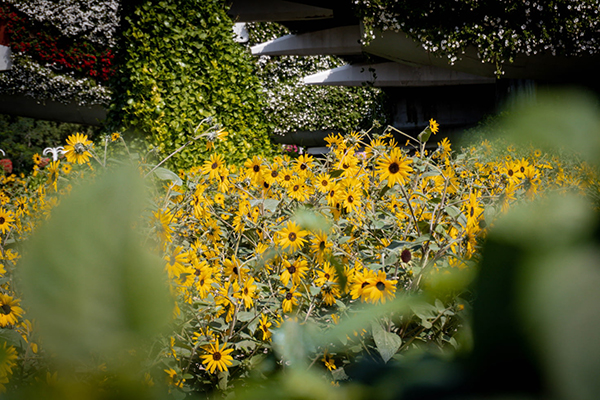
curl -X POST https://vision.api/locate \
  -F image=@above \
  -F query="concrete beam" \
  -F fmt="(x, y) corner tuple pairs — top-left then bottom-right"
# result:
(228, 0), (333, 22)
(0, 94), (106, 126)
(251, 25), (361, 56)
(302, 62), (495, 87)
(0, 45), (12, 71)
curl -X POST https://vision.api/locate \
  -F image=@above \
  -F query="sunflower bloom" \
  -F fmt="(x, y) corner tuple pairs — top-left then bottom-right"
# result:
(281, 286), (302, 313)
(201, 339), (234, 374)
(258, 314), (272, 341)
(362, 271), (397, 304)
(277, 221), (308, 252)
(63, 133), (93, 164)
(201, 153), (225, 181)
(0, 293), (24, 327)
(0, 208), (15, 235)
(429, 118), (439, 135)
(280, 258), (308, 286)
(376, 148), (413, 187)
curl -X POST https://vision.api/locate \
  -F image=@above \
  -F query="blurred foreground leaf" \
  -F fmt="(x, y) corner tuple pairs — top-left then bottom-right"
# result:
(19, 166), (172, 365)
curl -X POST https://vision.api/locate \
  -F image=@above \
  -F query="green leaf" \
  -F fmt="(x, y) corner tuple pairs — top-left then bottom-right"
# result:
(153, 167), (183, 186)
(237, 311), (255, 322)
(19, 167), (173, 365)
(371, 321), (402, 363)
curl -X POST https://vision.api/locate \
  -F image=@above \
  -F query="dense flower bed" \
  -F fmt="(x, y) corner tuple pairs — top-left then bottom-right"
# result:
(0, 121), (596, 396)
(0, 3), (115, 82)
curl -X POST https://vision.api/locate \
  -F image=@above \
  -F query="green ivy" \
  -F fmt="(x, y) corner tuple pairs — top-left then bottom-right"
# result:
(106, 0), (276, 170)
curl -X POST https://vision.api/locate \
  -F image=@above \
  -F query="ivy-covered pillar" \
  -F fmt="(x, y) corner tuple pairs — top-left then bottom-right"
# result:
(106, 0), (276, 170)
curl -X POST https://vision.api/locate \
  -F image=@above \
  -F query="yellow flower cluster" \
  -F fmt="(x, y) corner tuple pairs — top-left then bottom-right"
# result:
(0, 127), (597, 393)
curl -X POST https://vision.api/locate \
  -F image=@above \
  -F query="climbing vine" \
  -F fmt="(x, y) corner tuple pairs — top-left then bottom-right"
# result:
(106, 0), (276, 170)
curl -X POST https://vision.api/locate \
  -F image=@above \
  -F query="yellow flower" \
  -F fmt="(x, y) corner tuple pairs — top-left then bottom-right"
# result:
(376, 148), (413, 187)
(14, 197), (28, 218)
(281, 286), (302, 313)
(277, 221), (308, 252)
(294, 154), (314, 176)
(0, 208), (14, 235)
(63, 133), (93, 164)
(234, 277), (258, 309)
(342, 186), (362, 214)
(322, 351), (336, 371)
(287, 178), (311, 202)
(0, 293), (24, 327)
(429, 118), (440, 135)
(280, 258), (308, 286)
(362, 271), (397, 304)
(201, 339), (234, 374)
(153, 208), (175, 244)
(111, 132), (121, 142)
(201, 153), (225, 181)
(258, 314), (272, 341)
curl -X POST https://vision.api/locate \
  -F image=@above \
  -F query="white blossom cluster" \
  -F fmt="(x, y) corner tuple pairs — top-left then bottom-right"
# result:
(263, 82), (384, 135)
(0, 53), (112, 106)
(6, 0), (120, 47)
(247, 22), (386, 135)
(354, 0), (600, 73)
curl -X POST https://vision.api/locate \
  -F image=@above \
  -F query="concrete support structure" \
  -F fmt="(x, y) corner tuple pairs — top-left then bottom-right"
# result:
(251, 25), (361, 56)
(302, 62), (495, 87)
(0, 45), (11, 71)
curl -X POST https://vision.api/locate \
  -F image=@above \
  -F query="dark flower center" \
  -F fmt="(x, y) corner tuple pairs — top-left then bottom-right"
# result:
(347, 195), (354, 203)
(1, 304), (11, 315)
(376, 281), (386, 291)
(253, 165), (260, 173)
(288, 265), (297, 274)
(520, 166), (525, 173)
(321, 180), (328, 187)
(244, 288), (249, 295)
(508, 169), (514, 176)
(470, 207), (475, 217)
(211, 162), (218, 170)
(361, 281), (369, 289)
(213, 351), (222, 361)
(319, 241), (326, 250)
(401, 249), (412, 263)
(300, 163), (307, 170)
(285, 175), (291, 181)
(285, 292), (293, 300)
(233, 266), (239, 275)
(288, 232), (297, 242)
(388, 162), (400, 174)
(264, 182), (270, 189)
(0, 217), (4, 225)
(324, 273), (330, 279)
(293, 185), (299, 191)
(271, 170), (278, 178)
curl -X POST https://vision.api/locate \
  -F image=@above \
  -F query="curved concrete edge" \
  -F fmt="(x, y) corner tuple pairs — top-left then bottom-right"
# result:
(251, 25), (362, 56)
(303, 62), (495, 87)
